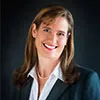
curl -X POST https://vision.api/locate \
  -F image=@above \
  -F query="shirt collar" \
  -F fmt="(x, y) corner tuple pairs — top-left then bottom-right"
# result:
(27, 65), (37, 79)
(50, 62), (64, 81)
(27, 62), (64, 82)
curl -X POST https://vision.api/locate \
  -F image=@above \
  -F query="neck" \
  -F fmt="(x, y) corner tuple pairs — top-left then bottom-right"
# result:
(37, 56), (60, 78)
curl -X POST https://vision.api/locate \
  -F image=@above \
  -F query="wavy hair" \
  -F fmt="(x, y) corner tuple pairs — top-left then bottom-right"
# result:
(13, 5), (80, 88)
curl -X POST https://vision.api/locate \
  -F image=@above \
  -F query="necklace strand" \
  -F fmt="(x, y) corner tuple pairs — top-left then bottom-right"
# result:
(37, 71), (49, 80)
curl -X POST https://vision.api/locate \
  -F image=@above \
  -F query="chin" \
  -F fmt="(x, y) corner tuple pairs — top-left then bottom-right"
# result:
(45, 54), (60, 60)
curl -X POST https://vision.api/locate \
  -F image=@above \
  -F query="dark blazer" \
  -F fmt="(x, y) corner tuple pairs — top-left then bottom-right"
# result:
(11, 65), (100, 100)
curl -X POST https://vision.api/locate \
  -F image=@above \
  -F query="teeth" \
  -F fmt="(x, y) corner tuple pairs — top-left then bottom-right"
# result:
(44, 44), (56, 49)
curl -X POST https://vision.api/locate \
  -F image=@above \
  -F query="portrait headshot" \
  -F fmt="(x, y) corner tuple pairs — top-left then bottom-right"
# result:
(2, 0), (100, 100)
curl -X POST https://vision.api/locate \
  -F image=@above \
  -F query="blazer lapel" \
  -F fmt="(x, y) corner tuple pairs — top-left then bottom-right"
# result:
(20, 76), (33, 100)
(46, 79), (68, 100)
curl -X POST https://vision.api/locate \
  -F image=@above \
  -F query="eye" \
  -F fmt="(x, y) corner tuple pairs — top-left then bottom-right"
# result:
(58, 32), (65, 36)
(43, 28), (49, 32)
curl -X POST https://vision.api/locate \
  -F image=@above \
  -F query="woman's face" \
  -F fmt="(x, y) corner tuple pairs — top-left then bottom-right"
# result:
(32, 17), (69, 60)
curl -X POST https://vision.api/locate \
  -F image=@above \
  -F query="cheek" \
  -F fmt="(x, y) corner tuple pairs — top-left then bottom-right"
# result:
(37, 32), (46, 40)
(60, 38), (67, 46)
(36, 33), (42, 41)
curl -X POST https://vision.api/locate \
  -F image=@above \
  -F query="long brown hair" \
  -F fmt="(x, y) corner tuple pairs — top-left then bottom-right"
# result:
(13, 5), (80, 88)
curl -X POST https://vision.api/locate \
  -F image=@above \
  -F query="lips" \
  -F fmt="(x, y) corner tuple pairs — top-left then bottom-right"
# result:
(43, 43), (57, 50)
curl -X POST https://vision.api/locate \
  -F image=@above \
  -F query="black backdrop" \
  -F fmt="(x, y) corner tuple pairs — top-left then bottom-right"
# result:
(2, 0), (100, 100)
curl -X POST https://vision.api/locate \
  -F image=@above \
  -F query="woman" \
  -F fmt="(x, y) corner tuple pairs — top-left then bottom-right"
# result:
(12, 5), (100, 100)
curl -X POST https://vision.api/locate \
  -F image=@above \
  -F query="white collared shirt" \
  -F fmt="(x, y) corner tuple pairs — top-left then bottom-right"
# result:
(28, 63), (64, 100)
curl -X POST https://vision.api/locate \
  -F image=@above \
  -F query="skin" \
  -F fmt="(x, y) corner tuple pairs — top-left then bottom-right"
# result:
(32, 17), (69, 96)
(32, 17), (68, 60)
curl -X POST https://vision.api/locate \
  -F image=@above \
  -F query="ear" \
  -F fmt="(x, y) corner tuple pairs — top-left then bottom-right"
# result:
(67, 32), (71, 38)
(65, 33), (71, 45)
(32, 23), (37, 38)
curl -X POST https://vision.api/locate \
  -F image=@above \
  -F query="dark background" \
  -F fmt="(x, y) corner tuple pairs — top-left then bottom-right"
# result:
(1, 0), (100, 100)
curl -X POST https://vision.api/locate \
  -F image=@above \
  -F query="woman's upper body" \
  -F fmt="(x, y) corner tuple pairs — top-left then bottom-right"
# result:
(11, 64), (100, 100)
(12, 5), (100, 100)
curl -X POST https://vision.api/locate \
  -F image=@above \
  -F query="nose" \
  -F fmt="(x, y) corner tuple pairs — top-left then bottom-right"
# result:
(48, 33), (57, 44)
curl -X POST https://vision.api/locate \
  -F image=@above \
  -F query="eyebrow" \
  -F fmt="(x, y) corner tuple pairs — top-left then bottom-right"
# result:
(42, 26), (66, 34)
(42, 26), (52, 30)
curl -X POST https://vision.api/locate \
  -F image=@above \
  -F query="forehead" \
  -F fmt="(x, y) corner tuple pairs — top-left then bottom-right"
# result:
(40, 17), (69, 32)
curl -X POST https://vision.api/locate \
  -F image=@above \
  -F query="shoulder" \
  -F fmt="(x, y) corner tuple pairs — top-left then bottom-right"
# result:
(58, 64), (100, 100)
(74, 64), (100, 99)
(76, 64), (94, 73)
(75, 64), (99, 79)
(63, 64), (100, 100)
(75, 64), (100, 83)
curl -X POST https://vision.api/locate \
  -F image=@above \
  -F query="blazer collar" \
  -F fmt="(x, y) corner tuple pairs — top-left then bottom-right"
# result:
(46, 79), (68, 100)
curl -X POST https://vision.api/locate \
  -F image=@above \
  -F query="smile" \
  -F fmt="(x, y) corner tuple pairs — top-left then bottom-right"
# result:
(43, 43), (57, 50)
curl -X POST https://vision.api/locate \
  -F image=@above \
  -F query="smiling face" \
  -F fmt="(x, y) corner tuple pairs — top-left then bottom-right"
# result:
(32, 17), (69, 60)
